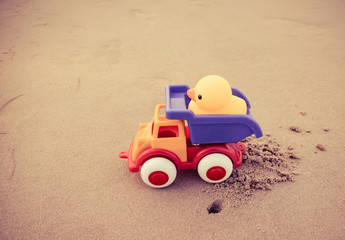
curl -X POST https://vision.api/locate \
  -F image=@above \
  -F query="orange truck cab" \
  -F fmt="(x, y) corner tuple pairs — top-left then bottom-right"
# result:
(119, 104), (245, 188)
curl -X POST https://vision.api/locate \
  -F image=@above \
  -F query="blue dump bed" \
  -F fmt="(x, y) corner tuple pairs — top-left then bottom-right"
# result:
(165, 85), (263, 144)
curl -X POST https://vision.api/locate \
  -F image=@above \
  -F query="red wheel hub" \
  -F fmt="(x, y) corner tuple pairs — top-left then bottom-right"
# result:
(206, 166), (226, 181)
(148, 171), (169, 186)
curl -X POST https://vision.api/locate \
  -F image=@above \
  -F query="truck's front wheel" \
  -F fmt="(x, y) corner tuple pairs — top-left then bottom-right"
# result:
(197, 153), (233, 183)
(140, 157), (177, 188)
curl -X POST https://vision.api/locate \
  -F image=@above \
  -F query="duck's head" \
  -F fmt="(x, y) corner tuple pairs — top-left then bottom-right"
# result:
(187, 75), (232, 111)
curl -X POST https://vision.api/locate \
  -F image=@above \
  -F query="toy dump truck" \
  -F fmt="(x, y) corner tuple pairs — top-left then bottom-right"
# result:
(119, 85), (262, 188)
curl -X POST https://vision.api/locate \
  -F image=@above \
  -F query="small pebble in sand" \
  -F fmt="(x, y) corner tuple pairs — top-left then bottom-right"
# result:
(300, 111), (306, 115)
(316, 144), (326, 151)
(287, 146), (294, 150)
(289, 126), (301, 133)
(323, 127), (330, 132)
(305, 130), (312, 133)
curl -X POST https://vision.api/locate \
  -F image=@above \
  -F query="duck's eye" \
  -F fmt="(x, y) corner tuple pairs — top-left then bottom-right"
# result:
(198, 95), (202, 100)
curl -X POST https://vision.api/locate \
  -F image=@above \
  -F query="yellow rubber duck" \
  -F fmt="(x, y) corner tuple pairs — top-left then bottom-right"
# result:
(187, 75), (247, 115)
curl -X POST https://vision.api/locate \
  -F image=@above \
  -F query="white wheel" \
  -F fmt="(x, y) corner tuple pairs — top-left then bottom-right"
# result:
(197, 153), (233, 183)
(140, 157), (177, 188)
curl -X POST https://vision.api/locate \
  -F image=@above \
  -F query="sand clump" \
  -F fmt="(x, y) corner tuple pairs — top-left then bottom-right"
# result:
(323, 127), (330, 132)
(316, 144), (326, 151)
(289, 125), (302, 133)
(209, 136), (300, 207)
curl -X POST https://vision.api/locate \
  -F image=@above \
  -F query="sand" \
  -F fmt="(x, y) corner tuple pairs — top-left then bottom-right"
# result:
(1, 0), (345, 239)
(207, 136), (300, 209)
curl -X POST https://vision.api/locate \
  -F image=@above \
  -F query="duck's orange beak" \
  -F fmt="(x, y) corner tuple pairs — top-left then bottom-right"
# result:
(187, 88), (196, 101)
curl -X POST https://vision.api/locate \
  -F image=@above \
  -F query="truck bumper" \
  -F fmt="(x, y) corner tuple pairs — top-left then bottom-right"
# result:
(118, 139), (140, 173)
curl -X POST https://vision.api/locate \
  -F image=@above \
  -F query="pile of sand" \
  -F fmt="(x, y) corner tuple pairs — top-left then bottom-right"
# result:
(206, 135), (300, 210)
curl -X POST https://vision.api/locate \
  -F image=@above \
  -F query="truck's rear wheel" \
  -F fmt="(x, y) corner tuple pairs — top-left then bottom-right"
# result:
(140, 157), (177, 188)
(197, 153), (233, 183)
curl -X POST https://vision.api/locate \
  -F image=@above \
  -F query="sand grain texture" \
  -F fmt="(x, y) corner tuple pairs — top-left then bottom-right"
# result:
(1, 0), (345, 239)
(210, 136), (300, 207)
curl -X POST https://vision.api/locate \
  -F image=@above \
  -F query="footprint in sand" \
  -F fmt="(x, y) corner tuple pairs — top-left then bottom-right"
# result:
(128, 9), (145, 15)
(32, 16), (49, 27)
(137, 76), (171, 96)
(189, 0), (210, 18)
(128, 9), (154, 22)
(98, 39), (122, 65)
(1, 48), (16, 61)
(190, 0), (210, 7)
(70, 48), (91, 64)
(71, 39), (122, 65)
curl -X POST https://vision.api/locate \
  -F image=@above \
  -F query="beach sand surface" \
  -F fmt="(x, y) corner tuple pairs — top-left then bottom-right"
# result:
(1, 0), (345, 239)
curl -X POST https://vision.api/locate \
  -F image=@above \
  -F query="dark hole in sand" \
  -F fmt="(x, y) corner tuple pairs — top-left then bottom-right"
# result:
(207, 200), (222, 214)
